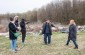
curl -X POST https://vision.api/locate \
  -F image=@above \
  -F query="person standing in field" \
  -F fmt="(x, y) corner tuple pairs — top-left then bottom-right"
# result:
(8, 17), (18, 53)
(14, 16), (20, 50)
(66, 19), (78, 49)
(20, 19), (26, 45)
(42, 19), (54, 45)
(14, 16), (19, 27)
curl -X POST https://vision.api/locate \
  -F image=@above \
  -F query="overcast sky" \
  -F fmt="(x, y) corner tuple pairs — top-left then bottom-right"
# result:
(0, 0), (53, 14)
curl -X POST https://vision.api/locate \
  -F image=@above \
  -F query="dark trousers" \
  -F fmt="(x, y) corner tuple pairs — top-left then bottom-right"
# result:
(66, 39), (78, 48)
(44, 34), (51, 44)
(21, 31), (26, 43)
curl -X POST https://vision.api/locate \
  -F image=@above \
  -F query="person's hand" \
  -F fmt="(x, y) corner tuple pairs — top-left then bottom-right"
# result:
(17, 27), (20, 29)
(17, 27), (21, 31)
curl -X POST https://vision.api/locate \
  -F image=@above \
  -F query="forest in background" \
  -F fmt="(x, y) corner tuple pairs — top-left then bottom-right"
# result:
(0, 0), (85, 25)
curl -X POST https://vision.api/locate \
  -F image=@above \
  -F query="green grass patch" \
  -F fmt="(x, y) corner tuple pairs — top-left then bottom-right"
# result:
(0, 32), (85, 55)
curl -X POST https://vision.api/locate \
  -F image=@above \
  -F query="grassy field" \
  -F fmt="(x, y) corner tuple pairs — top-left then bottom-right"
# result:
(0, 31), (85, 55)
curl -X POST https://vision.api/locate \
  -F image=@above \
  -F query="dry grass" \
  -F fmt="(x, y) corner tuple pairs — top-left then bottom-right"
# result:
(0, 31), (85, 55)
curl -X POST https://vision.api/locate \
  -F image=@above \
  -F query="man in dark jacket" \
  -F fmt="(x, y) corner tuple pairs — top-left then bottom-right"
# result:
(66, 20), (78, 49)
(42, 19), (53, 45)
(20, 19), (26, 44)
(8, 17), (17, 53)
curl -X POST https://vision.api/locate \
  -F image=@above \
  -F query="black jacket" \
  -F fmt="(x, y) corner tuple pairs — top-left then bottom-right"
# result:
(68, 24), (77, 40)
(20, 19), (26, 32)
(8, 22), (17, 40)
(42, 22), (52, 35)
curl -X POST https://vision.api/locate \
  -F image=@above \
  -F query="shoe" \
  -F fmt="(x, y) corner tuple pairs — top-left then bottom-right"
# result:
(15, 48), (20, 51)
(12, 50), (17, 53)
(65, 44), (68, 46)
(44, 43), (47, 45)
(74, 47), (78, 49)
(48, 43), (50, 44)
(22, 42), (26, 45)
(48, 44), (51, 46)
(22, 43), (25, 47)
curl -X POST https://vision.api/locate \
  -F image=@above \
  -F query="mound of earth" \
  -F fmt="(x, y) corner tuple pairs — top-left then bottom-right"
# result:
(0, 25), (8, 33)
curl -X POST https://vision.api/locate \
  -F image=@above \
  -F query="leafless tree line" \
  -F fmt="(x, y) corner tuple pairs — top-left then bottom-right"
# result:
(0, 0), (85, 25)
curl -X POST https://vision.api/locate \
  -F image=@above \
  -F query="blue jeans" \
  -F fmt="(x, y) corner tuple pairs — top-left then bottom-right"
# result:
(66, 39), (78, 48)
(44, 34), (51, 44)
(11, 39), (17, 50)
